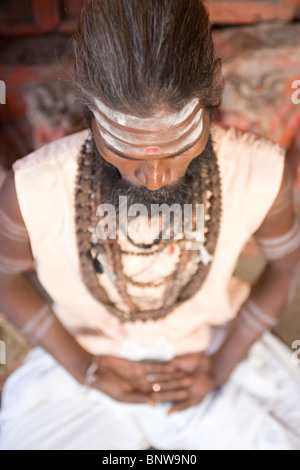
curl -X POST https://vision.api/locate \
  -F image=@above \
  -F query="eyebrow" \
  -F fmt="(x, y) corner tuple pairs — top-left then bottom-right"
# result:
(104, 136), (202, 161)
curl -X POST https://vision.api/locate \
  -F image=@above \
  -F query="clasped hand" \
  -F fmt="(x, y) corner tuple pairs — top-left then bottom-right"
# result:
(90, 353), (215, 414)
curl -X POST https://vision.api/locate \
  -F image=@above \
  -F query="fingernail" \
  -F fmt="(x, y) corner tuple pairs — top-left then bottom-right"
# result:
(148, 399), (156, 408)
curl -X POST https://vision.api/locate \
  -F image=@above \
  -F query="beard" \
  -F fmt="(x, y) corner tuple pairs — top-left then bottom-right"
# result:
(92, 132), (215, 213)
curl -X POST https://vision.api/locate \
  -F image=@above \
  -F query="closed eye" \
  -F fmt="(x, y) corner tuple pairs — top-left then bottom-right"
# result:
(105, 139), (200, 162)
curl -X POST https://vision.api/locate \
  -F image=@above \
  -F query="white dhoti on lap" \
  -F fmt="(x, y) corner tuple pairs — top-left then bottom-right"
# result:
(1, 332), (300, 450)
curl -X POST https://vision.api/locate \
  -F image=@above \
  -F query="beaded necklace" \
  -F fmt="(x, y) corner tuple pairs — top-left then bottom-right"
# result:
(75, 134), (222, 323)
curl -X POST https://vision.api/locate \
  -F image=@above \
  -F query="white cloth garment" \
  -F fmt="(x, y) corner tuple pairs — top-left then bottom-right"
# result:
(12, 128), (285, 357)
(0, 332), (300, 450)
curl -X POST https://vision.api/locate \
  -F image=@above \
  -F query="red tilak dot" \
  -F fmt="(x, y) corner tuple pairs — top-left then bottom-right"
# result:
(146, 147), (160, 154)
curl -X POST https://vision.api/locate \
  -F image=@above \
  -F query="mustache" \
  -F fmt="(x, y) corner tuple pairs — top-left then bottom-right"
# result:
(92, 132), (214, 209)
(110, 175), (193, 210)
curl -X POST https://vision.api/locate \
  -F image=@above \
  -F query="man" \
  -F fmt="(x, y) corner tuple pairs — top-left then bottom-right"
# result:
(0, 0), (299, 450)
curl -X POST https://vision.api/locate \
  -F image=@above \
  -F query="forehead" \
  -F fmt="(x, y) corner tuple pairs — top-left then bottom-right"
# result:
(92, 98), (205, 157)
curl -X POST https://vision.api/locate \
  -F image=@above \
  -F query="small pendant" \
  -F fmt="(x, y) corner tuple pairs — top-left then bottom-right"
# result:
(92, 257), (104, 274)
(91, 230), (98, 245)
(168, 244), (175, 256)
(198, 245), (213, 266)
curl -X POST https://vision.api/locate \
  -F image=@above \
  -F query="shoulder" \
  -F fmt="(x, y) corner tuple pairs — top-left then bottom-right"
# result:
(212, 124), (286, 235)
(0, 170), (25, 228)
(212, 123), (285, 192)
(212, 123), (285, 166)
(11, 130), (89, 237)
(13, 130), (89, 173)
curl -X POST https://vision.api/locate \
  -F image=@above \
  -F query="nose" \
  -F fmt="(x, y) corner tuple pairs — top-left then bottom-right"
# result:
(134, 161), (172, 191)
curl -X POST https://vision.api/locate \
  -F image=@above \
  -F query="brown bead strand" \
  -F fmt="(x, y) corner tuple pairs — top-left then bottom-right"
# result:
(179, 137), (222, 301)
(74, 134), (222, 323)
(75, 139), (114, 309)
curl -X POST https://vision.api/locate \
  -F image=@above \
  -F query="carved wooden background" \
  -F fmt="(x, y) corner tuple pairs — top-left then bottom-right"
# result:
(0, 0), (299, 35)
(0, 0), (299, 183)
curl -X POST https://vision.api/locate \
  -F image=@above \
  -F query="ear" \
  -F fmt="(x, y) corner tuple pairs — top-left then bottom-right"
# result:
(211, 58), (224, 107)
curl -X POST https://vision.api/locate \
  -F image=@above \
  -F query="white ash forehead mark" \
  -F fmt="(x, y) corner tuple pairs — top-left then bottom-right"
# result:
(92, 98), (204, 157)
(96, 117), (204, 157)
(93, 108), (203, 146)
(93, 97), (201, 129)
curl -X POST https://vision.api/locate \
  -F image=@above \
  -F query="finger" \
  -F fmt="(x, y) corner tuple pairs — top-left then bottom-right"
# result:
(123, 361), (175, 391)
(123, 392), (156, 406)
(132, 359), (178, 377)
(95, 378), (155, 405)
(146, 372), (187, 383)
(133, 372), (188, 395)
(103, 357), (152, 383)
(148, 377), (193, 393)
(143, 361), (178, 374)
(168, 385), (213, 414)
(168, 399), (195, 414)
(171, 354), (211, 373)
(151, 388), (190, 403)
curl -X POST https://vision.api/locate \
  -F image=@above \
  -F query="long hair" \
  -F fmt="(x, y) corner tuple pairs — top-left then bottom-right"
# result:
(74, 0), (223, 115)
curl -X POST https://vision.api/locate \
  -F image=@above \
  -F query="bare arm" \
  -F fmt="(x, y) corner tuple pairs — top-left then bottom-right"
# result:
(0, 171), (92, 383)
(158, 157), (300, 414)
(211, 158), (300, 386)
